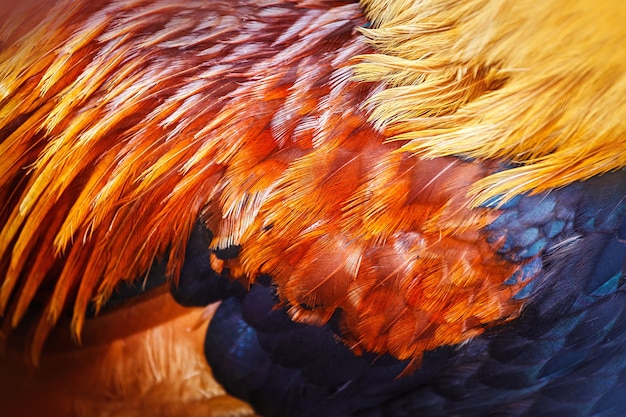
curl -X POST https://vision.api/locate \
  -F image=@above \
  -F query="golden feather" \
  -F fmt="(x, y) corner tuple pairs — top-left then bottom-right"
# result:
(354, 0), (626, 205)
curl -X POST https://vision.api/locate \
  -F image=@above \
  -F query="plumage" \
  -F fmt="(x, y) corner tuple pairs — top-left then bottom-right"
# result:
(0, 0), (624, 416)
(355, 0), (626, 204)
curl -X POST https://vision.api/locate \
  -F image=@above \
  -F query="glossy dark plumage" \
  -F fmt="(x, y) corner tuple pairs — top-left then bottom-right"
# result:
(181, 168), (626, 417)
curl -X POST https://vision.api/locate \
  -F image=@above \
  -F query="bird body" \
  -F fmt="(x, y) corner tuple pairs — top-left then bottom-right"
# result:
(0, 0), (625, 416)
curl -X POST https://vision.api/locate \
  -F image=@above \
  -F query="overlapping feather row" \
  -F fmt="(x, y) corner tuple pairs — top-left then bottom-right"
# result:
(2, 0), (617, 365)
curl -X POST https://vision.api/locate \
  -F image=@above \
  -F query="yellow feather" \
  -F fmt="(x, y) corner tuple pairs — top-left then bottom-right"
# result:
(355, 0), (626, 204)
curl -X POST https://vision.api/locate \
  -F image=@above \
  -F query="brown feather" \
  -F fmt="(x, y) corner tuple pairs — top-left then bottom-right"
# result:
(1, 292), (255, 417)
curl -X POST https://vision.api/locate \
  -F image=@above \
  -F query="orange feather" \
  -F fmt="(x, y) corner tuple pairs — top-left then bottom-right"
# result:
(0, 0), (532, 369)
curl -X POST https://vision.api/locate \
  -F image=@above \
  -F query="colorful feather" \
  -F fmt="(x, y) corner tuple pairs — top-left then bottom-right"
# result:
(0, 0), (624, 416)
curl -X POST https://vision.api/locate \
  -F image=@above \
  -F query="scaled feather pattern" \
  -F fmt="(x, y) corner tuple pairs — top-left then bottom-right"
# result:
(0, 0), (625, 416)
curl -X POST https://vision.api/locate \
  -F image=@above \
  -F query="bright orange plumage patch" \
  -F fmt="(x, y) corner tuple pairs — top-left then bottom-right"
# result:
(0, 0), (528, 366)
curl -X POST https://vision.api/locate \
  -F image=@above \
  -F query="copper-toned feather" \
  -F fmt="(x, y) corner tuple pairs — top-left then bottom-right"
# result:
(0, 0), (559, 369)
(1, 291), (255, 417)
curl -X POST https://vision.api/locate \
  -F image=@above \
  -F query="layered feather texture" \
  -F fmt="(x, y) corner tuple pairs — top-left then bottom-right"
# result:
(203, 168), (626, 417)
(1, 1), (625, 416)
(0, 0), (535, 366)
(355, 0), (626, 204)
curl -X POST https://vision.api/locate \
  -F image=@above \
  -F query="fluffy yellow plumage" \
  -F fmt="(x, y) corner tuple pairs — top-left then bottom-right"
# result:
(355, 0), (626, 205)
